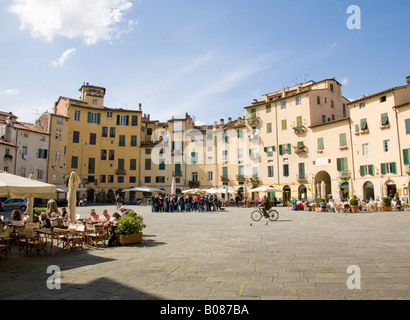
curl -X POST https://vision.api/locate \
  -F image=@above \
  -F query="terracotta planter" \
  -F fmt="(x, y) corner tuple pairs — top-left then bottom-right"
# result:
(117, 232), (143, 246)
(381, 206), (392, 212)
(315, 207), (322, 212)
(350, 205), (359, 213)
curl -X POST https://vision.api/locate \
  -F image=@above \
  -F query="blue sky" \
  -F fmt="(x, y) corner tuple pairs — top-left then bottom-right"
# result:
(0, 0), (409, 125)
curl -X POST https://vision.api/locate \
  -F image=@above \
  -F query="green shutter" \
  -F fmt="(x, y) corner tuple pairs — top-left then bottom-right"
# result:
(392, 162), (397, 174)
(406, 118), (410, 134)
(116, 115), (120, 125)
(337, 158), (342, 172)
(360, 166), (364, 177)
(339, 133), (347, 147)
(279, 145), (283, 155)
(369, 165), (374, 176)
(381, 113), (389, 126)
(126, 115), (129, 126)
(97, 113), (101, 124)
(87, 112), (91, 123)
(381, 163), (386, 175)
(404, 149), (410, 165)
(360, 118), (368, 130)
(287, 144), (291, 154)
(343, 158), (348, 170)
(317, 138), (324, 150)
(297, 116), (302, 126)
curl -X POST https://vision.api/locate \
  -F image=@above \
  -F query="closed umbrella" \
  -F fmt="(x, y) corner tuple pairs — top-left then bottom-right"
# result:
(349, 179), (353, 199)
(27, 173), (36, 222)
(67, 171), (81, 224)
(171, 177), (176, 195)
(321, 181), (326, 199)
(316, 183), (321, 198)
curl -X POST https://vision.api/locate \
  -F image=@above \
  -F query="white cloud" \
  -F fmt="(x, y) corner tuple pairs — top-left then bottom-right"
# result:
(341, 77), (349, 85)
(51, 48), (76, 68)
(330, 42), (337, 48)
(0, 89), (20, 95)
(9, 0), (138, 45)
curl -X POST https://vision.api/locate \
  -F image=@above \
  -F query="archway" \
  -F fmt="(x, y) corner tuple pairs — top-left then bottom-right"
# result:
(314, 171), (332, 199)
(339, 181), (350, 201)
(298, 185), (307, 200)
(384, 180), (397, 198)
(363, 181), (375, 201)
(283, 185), (291, 204)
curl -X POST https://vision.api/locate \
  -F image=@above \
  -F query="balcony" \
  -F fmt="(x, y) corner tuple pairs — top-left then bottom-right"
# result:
(293, 145), (307, 154)
(172, 171), (183, 177)
(116, 169), (126, 176)
(246, 116), (260, 126)
(236, 175), (246, 182)
(296, 174), (308, 182)
(221, 176), (229, 182)
(292, 125), (306, 134)
(338, 170), (351, 179)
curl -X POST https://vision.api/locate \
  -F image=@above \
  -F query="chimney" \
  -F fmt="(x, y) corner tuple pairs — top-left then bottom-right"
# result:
(220, 119), (224, 126)
(228, 117), (232, 123)
(214, 121), (217, 128)
(139, 103), (142, 111)
(407, 76), (410, 85)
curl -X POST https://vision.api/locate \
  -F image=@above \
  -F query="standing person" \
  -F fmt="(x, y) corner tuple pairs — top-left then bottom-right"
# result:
(115, 194), (122, 210)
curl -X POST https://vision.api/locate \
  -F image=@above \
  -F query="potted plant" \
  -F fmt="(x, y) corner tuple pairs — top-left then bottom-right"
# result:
(381, 197), (392, 212)
(314, 198), (325, 212)
(115, 209), (146, 245)
(349, 195), (359, 213)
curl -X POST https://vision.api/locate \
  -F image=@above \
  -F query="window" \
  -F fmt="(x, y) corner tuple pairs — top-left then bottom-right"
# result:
(380, 96), (387, 103)
(102, 127), (108, 137)
(296, 96), (301, 105)
(131, 115), (138, 126)
(56, 118), (63, 125)
(222, 167), (228, 178)
(222, 150), (228, 161)
(381, 113), (390, 126)
(281, 119), (287, 130)
(117, 115), (129, 126)
(108, 150), (115, 161)
(71, 156), (78, 169)
(322, 115), (326, 123)
(406, 119), (410, 135)
(238, 165), (244, 177)
(331, 101), (334, 108)
(268, 165), (274, 177)
(129, 176), (136, 184)
(266, 123), (272, 133)
(281, 101), (286, 109)
(108, 175), (114, 183)
(403, 148), (410, 165)
(100, 175), (106, 183)
(360, 118), (368, 131)
(173, 121), (183, 132)
(298, 163), (305, 179)
(89, 133), (96, 145)
(88, 158), (95, 174)
(296, 116), (303, 127)
(74, 110), (81, 121)
(117, 176), (124, 183)
(207, 171), (213, 181)
(147, 128), (152, 135)
(336, 158), (348, 172)
(87, 112), (100, 124)
(317, 96), (321, 104)
(192, 172), (198, 182)
(343, 104), (347, 118)
(238, 149), (243, 160)
(37, 149), (47, 159)
(207, 133), (213, 140)
(118, 159), (125, 170)
(55, 128), (62, 141)
(110, 127), (116, 138)
(130, 159), (137, 171)
(360, 165), (374, 177)
(131, 135), (137, 147)
(145, 177), (151, 183)
(339, 133), (347, 147)
(145, 159), (151, 170)
(159, 159), (165, 170)
(92, 99), (97, 106)
(381, 162), (397, 175)
(359, 102), (366, 109)
(362, 143), (369, 156)
(317, 138), (324, 151)
(266, 104), (271, 113)
(264, 146), (275, 157)
(191, 152), (198, 164)
(330, 83), (334, 92)
(252, 167), (258, 178)
(119, 135), (126, 146)
(279, 144), (291, 155)
(107, 112), (113, 120)
(73, 131), (80, 143)
(383, 140), (391, 152)
(101, 150), (107, 160)
(283, 164), (289, 177)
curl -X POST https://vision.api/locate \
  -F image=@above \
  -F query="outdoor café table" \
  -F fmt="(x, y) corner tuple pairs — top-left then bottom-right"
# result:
(36, 228), (69, 255)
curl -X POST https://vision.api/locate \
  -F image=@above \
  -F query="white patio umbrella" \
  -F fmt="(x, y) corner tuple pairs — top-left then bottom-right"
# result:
(67, 171), (81, 224)
(122, 186), (164, 193)
(0, 172), (58, 222)
(316, 183), (321, 198)
(321, 181), (327, 199)
(171, 177), (176, 195)
(27, 173), (36, 222)
(349, 179), (353, 199)
(247, 186), (282, 193)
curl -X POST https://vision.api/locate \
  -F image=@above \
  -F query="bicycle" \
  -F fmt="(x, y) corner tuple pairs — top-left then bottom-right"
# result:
(251, 207), (279, 222)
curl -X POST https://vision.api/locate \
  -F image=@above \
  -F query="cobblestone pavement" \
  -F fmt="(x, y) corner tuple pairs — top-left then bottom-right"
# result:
(1, 205), (410, 300)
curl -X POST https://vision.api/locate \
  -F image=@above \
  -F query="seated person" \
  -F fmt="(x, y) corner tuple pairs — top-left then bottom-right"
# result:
(40, 212), (51, 228)
(329, 199), (339, 213)
(86, 209), (100, 223)
(98, 209), (111, 224)
(11, 210), (23, 221)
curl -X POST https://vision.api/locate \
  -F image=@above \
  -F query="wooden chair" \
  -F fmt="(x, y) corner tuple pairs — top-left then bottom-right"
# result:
(86, 224), (108, 247)
(0, 228), (11, 255)
(0, 244), (7, 260)
(18, 228), (46, 255)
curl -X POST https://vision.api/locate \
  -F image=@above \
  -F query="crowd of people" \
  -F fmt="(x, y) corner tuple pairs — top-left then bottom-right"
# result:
(149, 194), (225, 212)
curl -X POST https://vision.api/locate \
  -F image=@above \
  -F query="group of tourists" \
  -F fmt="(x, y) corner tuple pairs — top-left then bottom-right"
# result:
(150, 194), (224, 212)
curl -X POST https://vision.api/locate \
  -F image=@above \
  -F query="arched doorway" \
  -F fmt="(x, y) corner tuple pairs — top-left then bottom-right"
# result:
(283, 185), (291, 204)
(314, 171), (331, 199)
(298, 185), (307, 200)
(363, 181), (375, 200)
(339, 181), (350, 201)
(384, 180), (397, 198)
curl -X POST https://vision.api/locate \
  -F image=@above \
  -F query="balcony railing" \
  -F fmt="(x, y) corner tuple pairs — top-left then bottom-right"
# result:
(292, 125), (306, 134)
(236, 175), (245, 182)
(296, 174), (307, 181)
(116, 169), (126, 176)
(221, 176), (229, 182)
(338, 170), (351, 179)
(246, 116), (260, 125)
(172, 171), (183, 177)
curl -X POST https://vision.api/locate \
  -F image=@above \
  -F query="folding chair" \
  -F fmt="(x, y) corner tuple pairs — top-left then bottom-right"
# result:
(18, 228), (46, 255)
(86, 224), (108, 247)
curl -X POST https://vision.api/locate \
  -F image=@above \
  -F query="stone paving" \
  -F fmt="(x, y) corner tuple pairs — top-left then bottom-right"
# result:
(1, 205), (410, 300)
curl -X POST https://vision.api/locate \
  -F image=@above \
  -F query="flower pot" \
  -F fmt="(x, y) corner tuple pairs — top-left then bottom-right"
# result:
(350, 205), (359, 213)
(117, 232), (143, 246)
(315, 207), (322, 212)
(381, 206), (392, 212)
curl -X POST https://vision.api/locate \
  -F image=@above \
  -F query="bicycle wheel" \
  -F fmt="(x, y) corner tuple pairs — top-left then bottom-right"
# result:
(251, 210), (262, 222)
(268, 209), (279, 221)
